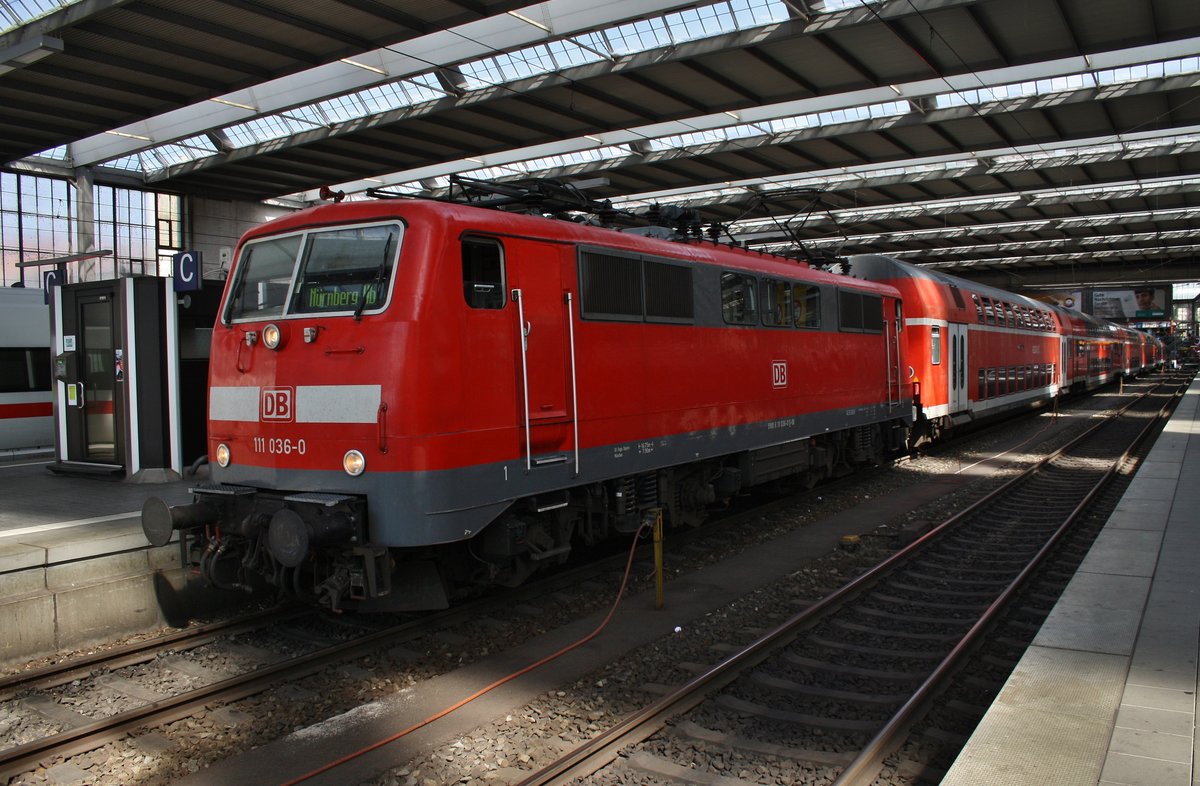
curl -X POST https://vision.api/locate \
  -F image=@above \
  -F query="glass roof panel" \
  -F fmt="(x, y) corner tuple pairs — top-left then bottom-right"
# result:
(0, 0), (76, 33)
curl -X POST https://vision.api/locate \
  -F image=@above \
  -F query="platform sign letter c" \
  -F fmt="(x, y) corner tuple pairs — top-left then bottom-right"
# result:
(772, 361), (788, 388)
(173, 250), (202, 292)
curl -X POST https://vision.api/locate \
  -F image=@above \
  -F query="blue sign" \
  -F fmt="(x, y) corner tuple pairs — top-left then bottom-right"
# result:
(173, 251), (202, 292)
(42, 268), (62, 305)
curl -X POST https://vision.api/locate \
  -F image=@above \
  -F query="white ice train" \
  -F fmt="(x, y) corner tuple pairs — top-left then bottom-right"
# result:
(0, 287), (53, 455)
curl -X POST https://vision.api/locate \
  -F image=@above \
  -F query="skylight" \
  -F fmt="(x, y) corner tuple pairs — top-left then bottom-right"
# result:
(0, 0), (76, 33)
(82, 0), (791, 174)
(935, 56), (1200, 108)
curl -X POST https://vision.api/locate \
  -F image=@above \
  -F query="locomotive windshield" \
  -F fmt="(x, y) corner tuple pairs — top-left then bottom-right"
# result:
(225, 222), (403, 322)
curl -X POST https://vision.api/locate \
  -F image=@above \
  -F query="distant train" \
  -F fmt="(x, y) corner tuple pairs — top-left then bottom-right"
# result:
(141, 199), (1162, 612)
(847, 255), (1163, 445)
(0, 287), (53, 455)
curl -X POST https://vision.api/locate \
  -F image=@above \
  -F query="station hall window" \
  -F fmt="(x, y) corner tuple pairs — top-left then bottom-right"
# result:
(462, 237), (505, 309)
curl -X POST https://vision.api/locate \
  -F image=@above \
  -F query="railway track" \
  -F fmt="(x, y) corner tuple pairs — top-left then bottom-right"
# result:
(516, 375), (1188, 786)
(0, 455), (897, 784)
(0, 377), (1167, 784)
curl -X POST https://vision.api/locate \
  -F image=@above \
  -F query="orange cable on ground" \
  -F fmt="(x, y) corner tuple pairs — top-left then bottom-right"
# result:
(281, 520), (652, 785)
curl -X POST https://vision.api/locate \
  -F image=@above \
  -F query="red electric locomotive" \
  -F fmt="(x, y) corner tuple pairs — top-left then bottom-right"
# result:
(143, 199), (912, 611)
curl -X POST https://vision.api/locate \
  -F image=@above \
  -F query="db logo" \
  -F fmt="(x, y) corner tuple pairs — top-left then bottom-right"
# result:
(261, 387), (294, 422)
(772, 361), (788, 388)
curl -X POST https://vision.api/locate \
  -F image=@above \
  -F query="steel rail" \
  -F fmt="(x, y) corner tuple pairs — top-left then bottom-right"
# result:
(830, 377), (1187, 785)
(516, 379), (1182, 786)
(0, 606), (308, 699)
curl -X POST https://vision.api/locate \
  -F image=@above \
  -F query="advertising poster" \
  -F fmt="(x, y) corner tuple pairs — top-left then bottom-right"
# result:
(1093, 287), (1168, 319)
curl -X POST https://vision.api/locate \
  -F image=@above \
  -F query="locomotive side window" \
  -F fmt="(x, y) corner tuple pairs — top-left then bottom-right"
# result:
(930, 326), (941, 365)
(861, 293), (884, 332)
(793, 284), (820, 329)
(760, 279), (791, 327)
(462, 238), (505, 309)
(227, 234), (302, 320)
(837, 290), (883, 333)
(721, 272), (758, 325)
(292, 224), (401, 316)
(838, 290), (863, 330)
(580, 250), (642, 320)
(643, 260), (694, 323)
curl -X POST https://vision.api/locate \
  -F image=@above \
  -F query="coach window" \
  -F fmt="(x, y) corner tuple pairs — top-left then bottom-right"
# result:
(793, 284), (820, 328)
(987, 368), (997, 398)
(931, 325), (942, 365)
(972, 294), (983, 323)
(0, 348), (50, 393)
(982, 298), (995, 325)
(462, 237), (505, 309)
(760, 279), (791, 327)
(721, 272), (758, 325)
(978, 369), (987, 400)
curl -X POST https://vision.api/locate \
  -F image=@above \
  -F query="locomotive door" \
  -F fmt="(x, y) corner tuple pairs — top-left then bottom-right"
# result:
(947, 323), (969, 412)
(510, 241), (572, 469)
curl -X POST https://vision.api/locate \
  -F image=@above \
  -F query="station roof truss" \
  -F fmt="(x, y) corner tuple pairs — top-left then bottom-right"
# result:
(2, 0), (1199, 281)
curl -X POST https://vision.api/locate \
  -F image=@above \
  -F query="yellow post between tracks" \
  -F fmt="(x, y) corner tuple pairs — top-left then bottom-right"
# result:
(653, 508), (664, 609)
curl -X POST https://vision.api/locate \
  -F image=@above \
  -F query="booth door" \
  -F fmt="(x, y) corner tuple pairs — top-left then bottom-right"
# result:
(61, 290), (123, 467)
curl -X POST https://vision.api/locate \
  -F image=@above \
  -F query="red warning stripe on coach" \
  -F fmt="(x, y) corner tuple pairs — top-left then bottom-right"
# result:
(0, 402), (53, 419)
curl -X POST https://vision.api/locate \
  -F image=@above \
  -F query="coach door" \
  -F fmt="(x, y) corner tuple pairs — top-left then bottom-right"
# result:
(510, 241), (573, 470)
(948, 323), (969, 412)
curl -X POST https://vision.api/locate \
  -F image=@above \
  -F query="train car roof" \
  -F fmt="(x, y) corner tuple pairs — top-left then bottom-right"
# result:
(240, 198), (900, 298)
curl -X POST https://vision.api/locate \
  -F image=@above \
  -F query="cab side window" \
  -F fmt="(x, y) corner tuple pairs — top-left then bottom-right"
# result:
(462, 237), (505, 309)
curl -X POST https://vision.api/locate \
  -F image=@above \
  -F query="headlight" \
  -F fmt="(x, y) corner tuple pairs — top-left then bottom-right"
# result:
(343, 449), (365, 476)
(216, 443), (231, 467)
(263, 323), (283, 349)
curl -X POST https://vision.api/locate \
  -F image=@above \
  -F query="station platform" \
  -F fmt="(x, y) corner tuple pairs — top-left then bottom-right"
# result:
(942, 377), (1200, 786)
(0, 458), (196, 667)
